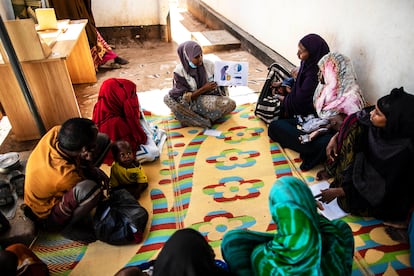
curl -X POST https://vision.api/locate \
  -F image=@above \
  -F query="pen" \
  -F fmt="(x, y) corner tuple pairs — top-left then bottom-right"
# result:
(314, 193), (322, 198)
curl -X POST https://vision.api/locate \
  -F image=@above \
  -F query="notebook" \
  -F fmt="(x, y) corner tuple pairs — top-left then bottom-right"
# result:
(35, 8), (58, 31)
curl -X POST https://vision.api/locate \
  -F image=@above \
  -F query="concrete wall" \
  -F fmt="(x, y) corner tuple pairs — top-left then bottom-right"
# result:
(191, 0), (414, 104)
(92, 0), (169, 27)
(2, 0), (413, 102)
(0, 0), (169, 26)
(0, 0), (16, 19)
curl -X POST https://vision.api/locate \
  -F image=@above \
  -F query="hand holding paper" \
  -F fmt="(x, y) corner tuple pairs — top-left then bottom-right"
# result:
(310, 181), (348, 220)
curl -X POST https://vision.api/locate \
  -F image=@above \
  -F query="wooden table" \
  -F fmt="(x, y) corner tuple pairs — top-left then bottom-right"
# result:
(0, 19), (96, 141)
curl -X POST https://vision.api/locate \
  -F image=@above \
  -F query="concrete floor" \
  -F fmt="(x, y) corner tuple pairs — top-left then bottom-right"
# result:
(0, 4), (269, 153)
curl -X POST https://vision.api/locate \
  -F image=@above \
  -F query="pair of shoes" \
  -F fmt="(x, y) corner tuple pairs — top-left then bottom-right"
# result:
(8, 170), (25, 197)
(0, 180), (14, 207)
(114, 56), (129, 65)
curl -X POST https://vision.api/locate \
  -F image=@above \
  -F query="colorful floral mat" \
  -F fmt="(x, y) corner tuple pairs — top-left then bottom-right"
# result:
(31, 104), (411, 275)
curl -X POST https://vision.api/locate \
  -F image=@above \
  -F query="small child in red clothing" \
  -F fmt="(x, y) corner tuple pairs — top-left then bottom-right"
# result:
(110, 140), (148, 198)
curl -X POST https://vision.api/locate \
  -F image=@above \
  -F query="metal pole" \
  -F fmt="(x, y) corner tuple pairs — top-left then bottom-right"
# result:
(0, 15), (46, 136)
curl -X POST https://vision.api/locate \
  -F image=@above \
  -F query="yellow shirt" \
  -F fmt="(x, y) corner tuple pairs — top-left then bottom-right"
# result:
(109, 162), (148, 188)
(24, 126), (83, 218)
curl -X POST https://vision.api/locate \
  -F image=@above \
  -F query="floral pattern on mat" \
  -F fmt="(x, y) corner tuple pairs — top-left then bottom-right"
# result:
(30, 106), (412, 275)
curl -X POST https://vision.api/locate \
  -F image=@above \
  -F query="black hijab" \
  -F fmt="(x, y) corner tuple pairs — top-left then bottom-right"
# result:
(153, 228), (231, 276)
(377, 87), (414, 141)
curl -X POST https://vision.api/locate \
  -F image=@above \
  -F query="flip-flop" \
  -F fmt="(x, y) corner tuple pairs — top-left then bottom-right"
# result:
(0, 180), (14, 207)
(8, 170), (25, 197)
(98, 62), (122, 70)
(384, 226), (409, 243)
(383, 221), (408, 229)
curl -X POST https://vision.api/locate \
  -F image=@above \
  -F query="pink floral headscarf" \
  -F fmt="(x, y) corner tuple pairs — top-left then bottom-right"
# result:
(313, 52), (366, 118)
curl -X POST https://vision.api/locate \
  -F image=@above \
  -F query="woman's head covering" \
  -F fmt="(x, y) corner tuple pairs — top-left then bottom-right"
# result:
(221, 176), (354, 275)
(377, 87), (414, 140)
(313, 52), (366, 118)
(252, 176), (322, 274)
(284, 34), (330, 116)
(255, 177), (354, 275)
(177, 41), (207, 86)
(153, 228), (225, 276)
(92, 78), (147, 164)
(299, 34), (330, 70)
(177, 40), (203, 73)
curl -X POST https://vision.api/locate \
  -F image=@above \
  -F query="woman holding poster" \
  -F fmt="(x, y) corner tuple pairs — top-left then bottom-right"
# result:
(164, 41), (236, 128)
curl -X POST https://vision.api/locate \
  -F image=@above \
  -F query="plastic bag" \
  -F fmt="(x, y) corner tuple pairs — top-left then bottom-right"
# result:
(93, 189), (148, 245)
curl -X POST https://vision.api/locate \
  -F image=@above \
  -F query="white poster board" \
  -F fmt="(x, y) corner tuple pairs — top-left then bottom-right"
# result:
(214, 60), (249, 86)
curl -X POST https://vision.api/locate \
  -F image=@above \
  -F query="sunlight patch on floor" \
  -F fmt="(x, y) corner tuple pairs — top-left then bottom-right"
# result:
(138, 86), (258, 116)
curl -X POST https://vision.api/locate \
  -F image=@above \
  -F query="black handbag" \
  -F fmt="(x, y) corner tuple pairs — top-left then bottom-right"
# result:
(254, 63), (292, 124)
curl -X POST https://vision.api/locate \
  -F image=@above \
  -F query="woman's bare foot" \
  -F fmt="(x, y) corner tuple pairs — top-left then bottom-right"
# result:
(316, 169), (331, 180)
(383, 221), (408, 229)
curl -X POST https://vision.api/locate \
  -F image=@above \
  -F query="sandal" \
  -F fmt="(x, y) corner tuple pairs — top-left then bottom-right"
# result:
(383, 221), (408, 229)
(0, 180), (14, 207)
(114, 56), (129, 65)
(8, 170), (25, 197)
(384, 226), (409, 243)
(98, 62), (122, 70)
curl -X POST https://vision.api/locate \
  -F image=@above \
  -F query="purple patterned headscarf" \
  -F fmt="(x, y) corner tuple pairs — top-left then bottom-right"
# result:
(177, 41), (207, 87)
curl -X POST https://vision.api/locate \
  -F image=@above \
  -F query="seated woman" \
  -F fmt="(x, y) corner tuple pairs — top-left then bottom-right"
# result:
(269, 52), (366, 170)
(164, 41), (236, 128)
(92, 78), (165, 165)
(49, 0), (128, 70)
(221, 176), (354, 276)
(279, 33), (330, 118)
(317, 87), (414, 224)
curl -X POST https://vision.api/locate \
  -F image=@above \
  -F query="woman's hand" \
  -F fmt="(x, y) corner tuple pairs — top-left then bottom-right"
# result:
(201, 81), (217, 94)
(326, 132), (339, 162)
(317, 188), (345, 204)
(192, 82), (218, 99)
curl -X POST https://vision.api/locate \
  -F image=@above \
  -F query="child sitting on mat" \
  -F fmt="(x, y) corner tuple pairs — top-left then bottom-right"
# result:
(110, 140), (149, 199)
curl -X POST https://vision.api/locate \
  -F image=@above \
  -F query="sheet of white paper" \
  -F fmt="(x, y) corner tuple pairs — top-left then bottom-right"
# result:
(309, 181), (349, 221)
(214, 61), (249, 86)
(204, 129), (222, 137)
